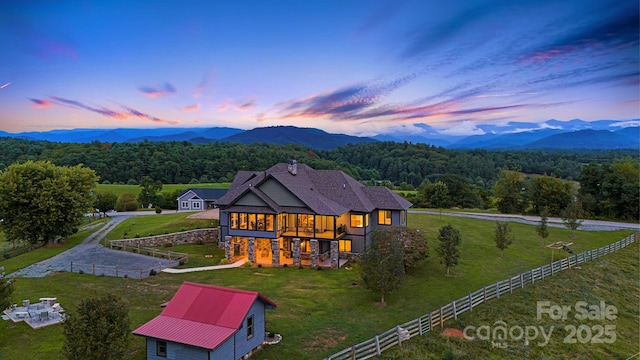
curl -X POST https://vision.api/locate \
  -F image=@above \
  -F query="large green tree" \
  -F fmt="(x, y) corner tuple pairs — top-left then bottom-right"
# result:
(494, 170), (526, 214)
(372, 227), (429, 270)
(62, 293), (130, 360)
(94, 190), (118, 216)
(360, 230), (406, 305)
(436, 224), (462, 275)
(137, 176), (163, 208)
(529, 175), (573, 216)
(0, 161), (97, 245)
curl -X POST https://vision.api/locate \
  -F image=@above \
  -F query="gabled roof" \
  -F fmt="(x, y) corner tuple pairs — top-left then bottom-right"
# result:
(216, 162), (412, 215)
(178, 188), (228, 201)
(133, 282), (276, 350)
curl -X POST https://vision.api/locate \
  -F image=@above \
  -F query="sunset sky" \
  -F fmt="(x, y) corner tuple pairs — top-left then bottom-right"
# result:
(1, 0), (638, 136)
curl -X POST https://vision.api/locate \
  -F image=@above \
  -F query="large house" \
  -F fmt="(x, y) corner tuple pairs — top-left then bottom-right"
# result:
(216, 160), (412, 268)
(177, 188), (228, 211)
(133, 282), (277, 360)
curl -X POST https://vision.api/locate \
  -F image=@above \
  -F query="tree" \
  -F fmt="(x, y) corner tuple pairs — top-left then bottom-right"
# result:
(562, 198), (584, 238)
(372, 227), (428, 270)
(436, 224), (462, 275)
(0, 161), (98, 245)
(115, 193), (138, 212)
(0, 273), (14, 311)
(360, 231), (405, 305)
(529, 175), (573, 216)
(536, 207), (550, 247)
(62, 293), (130, 360)
(493, 170), (526, 214)
(137, 176), (163, 208)
(94, 190), (118, 216)
(494, 222), (514, 258)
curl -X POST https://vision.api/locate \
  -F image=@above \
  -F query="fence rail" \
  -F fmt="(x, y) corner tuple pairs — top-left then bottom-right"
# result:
(325, 232), (638, 360)
(68, 261), (166, 279)
(109, 242), (188, 264)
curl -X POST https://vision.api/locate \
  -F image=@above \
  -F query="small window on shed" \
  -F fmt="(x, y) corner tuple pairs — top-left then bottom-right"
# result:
(247, 315), (255, 339)
(156, 340), (167, 357)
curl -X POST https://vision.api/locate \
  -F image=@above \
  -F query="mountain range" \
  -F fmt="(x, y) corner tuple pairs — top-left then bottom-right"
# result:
(0, 119), (637, 150)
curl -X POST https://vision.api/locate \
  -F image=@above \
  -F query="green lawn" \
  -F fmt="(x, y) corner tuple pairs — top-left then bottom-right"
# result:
(156, 243), (225, 268)
(383, 241), (639, 359)
(0, 214), (635, 360)
(96, 183), (230, 197)
(105, 213), (218, 241)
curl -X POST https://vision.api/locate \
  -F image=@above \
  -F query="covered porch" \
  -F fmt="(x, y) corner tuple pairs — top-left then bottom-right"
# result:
(224, 236), (348, 269)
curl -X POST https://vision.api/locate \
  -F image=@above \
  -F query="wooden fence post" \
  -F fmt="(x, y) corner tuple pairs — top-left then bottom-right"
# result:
(520, 273), (524, 289)
(531, 269), (534, 283)
(496, 282), (500, 298)
(375, 335), (381, 355)
(452, 300), (457, 320)
(509, 277), (513, 293)
(350, 344), (355, 360)
(483, 286), (487, 302)
(440, 307), (444, 328)
(468, 293), (473, 311)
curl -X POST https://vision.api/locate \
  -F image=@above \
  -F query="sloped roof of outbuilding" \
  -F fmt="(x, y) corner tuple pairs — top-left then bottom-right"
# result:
(133, 282), (276, 350)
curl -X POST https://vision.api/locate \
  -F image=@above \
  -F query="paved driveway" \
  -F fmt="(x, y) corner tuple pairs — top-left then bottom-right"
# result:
(9, 214), (178, 279)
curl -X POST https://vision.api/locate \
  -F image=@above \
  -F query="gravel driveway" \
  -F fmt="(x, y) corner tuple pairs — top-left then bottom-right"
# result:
(9, 214), (178, 279)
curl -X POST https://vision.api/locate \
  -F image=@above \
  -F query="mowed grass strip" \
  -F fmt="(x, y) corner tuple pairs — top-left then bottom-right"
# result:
(0, 214), (634, 360)
(382, 241), (639, 359)
(105, 213), (218, 241)
(96, 183), (230, 198)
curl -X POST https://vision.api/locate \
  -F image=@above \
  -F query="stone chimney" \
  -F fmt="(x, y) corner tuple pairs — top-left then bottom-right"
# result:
(288, 159), (297, 175)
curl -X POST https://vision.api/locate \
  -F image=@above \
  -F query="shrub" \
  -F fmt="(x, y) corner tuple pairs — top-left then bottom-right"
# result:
(257, 264), (262, 268)
(127, 179), (137, 185)
(135, 233), (140, 238)
(179, 260), (186, 266)
(283, 263), (288, 268)
(317, 267), (322, 271)
(244, 261), (253, 267)
(298, 265), (303, 269)
(78, 269), (84, 274)
(219, 258), (230, 265)
(115, 193), (138, 212)
(155, 207), (162, 214)
(149, 269), (157, 276)
(163, 242), (172, 248)
(102, 180), (111, 184)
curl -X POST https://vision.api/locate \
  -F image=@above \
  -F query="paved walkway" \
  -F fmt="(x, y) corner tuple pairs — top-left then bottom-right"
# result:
(161, 257), (247, 273)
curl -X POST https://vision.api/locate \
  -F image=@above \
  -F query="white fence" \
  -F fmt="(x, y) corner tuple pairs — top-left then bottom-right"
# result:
(325, 232), (638, 360)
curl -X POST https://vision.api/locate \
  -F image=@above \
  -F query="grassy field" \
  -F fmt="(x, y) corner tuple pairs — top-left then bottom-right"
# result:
(104, 213), (218, 241)
(383, 240), (639, 359)
(0, 213), (635, 360)
(96, 183), (230, 197)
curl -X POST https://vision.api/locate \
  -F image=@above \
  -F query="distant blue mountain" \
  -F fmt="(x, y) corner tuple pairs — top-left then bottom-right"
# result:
(217, 126), (377, 150)
(0, 119), (637, 150)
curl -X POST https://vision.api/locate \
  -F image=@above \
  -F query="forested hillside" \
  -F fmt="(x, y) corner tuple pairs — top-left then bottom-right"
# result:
(0, 137), (634, 186)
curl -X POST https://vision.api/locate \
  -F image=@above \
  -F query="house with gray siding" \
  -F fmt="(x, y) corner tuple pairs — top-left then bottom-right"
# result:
(133, 282), (277, 360)
(177, 188), (228, 211)
(216, 160), (412, 268)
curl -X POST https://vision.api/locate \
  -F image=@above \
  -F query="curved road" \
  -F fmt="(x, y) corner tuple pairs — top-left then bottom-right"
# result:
(409, 210), (640, 231)
(9, 213), (178, 279)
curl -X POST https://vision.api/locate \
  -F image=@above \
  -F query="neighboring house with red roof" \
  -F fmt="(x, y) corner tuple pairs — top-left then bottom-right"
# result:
(216, 160), (412, 268)
(177, 188), (228, 211)
(133, 282), (277, 360)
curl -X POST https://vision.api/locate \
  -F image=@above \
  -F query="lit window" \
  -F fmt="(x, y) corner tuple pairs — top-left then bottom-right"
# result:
(248, 213), (256, 230)
(339, 240), (351, 252)
(247, 315), (254, 339)
(265, 215), (274, 231)
(378, 210), (391, 225)
(156, 340), (167, 357)
(257, 213), (265, 231)
(230, 213), (238, 229)
(350, 214), (364, 228)
(239, 213), (248, 229)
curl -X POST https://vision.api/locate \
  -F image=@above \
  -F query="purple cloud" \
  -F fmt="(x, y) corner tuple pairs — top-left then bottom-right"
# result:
(139, 82), (176, 98)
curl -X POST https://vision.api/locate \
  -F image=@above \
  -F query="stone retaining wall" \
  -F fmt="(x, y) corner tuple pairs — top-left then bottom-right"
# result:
(111, 228), (219, 247)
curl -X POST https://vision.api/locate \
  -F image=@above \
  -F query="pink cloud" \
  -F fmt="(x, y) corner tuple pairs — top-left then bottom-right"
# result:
(139, 82), (176, 98)
(182, 103), (201, 112)
(217, 98), (256, 112)
(29, 98), (53, 108)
